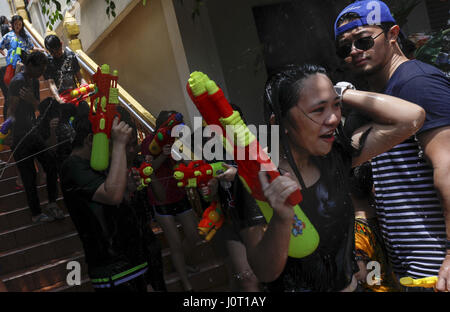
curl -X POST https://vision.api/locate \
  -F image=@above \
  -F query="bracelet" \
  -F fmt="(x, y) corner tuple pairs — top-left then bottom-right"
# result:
(334, 81), (356, 99)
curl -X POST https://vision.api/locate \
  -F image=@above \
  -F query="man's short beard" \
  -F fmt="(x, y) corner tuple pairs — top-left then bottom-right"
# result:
(354, 62), (384, 78)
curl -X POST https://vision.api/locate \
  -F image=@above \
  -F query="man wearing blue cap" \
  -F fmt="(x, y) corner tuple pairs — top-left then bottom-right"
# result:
(334, 0), (450, 292)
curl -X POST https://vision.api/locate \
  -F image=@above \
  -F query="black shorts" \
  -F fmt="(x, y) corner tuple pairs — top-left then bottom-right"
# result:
(154, 198), (192, 216)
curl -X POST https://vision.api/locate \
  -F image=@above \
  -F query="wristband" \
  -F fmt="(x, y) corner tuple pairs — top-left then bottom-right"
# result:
(334, 81), (356, 99)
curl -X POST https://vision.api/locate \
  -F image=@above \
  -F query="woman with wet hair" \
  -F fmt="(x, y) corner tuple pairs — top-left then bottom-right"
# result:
(240, 64), (425, 292)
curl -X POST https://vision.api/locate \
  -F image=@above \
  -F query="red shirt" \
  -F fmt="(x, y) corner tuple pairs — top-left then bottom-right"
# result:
(140, 134), (186, 206)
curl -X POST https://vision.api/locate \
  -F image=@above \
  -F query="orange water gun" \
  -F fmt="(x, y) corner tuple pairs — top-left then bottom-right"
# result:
(186, 72), (319, 258)
(148, 112), (184, 156)
(59, 83), (96, 106)
(88, 64), (121, 171)
(198, 201), (224, 241)
(133, 161), (154, 191)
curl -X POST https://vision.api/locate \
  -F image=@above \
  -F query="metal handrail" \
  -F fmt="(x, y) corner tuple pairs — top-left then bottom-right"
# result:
(21, 18), (194, 161)
(22, 20), (155, 135)
(72, 49), (155, 133)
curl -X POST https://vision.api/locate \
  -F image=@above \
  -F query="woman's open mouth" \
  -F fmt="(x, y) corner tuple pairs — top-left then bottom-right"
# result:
(319, 133), (335, 143)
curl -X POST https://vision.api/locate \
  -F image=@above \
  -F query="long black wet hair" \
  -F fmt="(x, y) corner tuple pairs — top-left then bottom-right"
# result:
(263, 64), (369, 192)
(10, 15), (26, 39)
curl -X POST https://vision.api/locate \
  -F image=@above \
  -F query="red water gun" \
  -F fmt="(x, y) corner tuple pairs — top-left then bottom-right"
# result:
(198, 201), (224, 241)
(173, 160), (226, 201)
(4, 38), (25, 86)
(186, 72), (320, 259)
(133, 161), (154, 191)
(186, 72), (301, 205)
(59, 83), (96, 106)
(88, 64), (121, 171)
(148, 112), (184, 156)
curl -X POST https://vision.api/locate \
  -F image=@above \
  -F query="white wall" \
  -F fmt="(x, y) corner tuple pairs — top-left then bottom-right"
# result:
(0, 0), (12, 19)
(174, 0), (297, 126)
(89, 0), (192, 127)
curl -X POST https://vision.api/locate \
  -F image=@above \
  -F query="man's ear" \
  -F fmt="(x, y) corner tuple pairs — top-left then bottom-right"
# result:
(387, 25), (400, 44)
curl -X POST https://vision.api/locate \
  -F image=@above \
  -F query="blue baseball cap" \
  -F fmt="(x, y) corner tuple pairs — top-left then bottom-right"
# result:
(334, 0), (396, 39)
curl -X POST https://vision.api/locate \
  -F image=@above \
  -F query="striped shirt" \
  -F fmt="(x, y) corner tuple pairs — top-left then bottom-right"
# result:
(372, 136), (447, 278)
(345, 60), (450, 279)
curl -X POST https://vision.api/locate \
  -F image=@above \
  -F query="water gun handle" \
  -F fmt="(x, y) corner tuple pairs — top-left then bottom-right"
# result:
(266, 170), (303, 206)
(90, 99), (120, 171)
(90, 132), (109, 171)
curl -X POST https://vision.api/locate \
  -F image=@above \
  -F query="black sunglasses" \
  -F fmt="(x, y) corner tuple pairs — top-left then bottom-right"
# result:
(336, 31), (384, 59)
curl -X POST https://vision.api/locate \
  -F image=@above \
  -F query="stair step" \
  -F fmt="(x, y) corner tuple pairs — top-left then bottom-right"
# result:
(0, 184), (50, 213)
(0, 231), (83, 276)
(0, 176), (19, 196)
(0, 176), (50, 196)
(0, 197), (65, 233)
(0, 163), (17, 180)
(165, 260), (228, 292)
(206, 284), (232, 292)
(38, 276), (93, 292)
(152, 222), (185, 250)
(0, 212), (75, 253)
(0, 150), (12, 162)
(161, 240), (219, 275)
(1, 251), (87, 292)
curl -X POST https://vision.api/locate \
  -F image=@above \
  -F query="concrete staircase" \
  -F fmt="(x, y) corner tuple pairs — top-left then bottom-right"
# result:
(0, 79), (230, 292)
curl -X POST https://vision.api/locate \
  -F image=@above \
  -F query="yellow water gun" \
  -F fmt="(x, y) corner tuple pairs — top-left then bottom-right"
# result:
(400, 276), (438, 289)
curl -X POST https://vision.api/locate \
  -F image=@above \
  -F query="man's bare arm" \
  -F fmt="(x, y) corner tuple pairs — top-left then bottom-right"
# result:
(418, 126), (450, 292)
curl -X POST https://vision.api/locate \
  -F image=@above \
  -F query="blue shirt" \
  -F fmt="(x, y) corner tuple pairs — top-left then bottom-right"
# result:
(0, 30), (34, 52)
(384, 60), (450, 134)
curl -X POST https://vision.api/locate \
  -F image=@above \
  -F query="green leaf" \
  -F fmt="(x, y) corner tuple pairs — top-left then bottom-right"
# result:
(54, 0), (61, 11)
